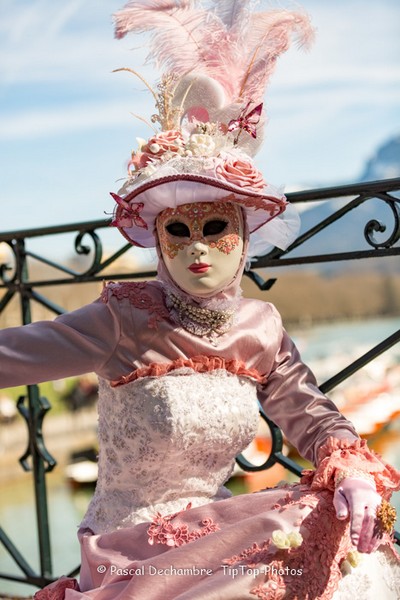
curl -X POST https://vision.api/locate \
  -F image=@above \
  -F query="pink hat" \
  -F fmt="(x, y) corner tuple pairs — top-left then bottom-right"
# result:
(111, 1), (314, 255)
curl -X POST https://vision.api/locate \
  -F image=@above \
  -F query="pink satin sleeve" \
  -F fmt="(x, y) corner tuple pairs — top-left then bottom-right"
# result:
(258, 306), (359, 466)
(0, 297), (122, 389)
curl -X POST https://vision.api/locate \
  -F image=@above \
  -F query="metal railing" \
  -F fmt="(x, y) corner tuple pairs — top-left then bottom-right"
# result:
(0, 178), (399, 590)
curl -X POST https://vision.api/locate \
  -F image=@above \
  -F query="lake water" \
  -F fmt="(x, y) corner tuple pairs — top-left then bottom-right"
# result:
(1, 316), (400, 597)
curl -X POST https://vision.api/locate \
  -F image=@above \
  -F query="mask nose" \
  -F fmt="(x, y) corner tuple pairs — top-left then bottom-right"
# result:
(189, 240), (208, 257)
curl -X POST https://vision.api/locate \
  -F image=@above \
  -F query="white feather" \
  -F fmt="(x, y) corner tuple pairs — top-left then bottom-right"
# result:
(211, 0), (253, 30)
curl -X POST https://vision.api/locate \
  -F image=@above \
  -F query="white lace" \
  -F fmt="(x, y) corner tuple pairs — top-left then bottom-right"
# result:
(332, 547), (400, 599)
(80, 369), (260, 533)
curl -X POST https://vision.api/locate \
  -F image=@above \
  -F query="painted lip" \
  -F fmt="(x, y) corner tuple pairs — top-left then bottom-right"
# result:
(188, 263), (210, 273)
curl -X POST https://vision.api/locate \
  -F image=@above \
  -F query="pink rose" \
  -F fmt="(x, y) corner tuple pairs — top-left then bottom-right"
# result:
(142, 130), (184, 156)
(128, 130), (185, 174)
(216, 158), (266, 191)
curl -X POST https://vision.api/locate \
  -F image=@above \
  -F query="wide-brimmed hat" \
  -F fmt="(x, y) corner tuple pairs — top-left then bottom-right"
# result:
(112, 153), (289, 248)
(111, 1), (314, 253)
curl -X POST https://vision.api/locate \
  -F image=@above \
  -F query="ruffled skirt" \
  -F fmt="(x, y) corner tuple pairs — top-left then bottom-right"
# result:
(34, 483), (400, 600)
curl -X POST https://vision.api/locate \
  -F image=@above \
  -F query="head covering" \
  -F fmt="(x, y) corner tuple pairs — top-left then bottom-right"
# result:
(110, 1), (314, 259)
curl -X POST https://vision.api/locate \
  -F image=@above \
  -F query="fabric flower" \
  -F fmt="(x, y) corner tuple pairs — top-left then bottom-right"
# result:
(340, 559), (352, 576)
(216, 158), (266, 191)
(147, 504), (219, 548)
(271, 530), (303, 550)
(346, 549), (362, 568)
(128, 130), (184, 174)
(186, 133), (216, 156)
(271, 530), (291, 550)
(142, 130), (184, 156)
(287, 531), (303, 548)
(340, 550), (363, 576)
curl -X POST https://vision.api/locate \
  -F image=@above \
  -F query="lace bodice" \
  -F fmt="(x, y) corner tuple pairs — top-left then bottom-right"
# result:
(81, 368), (260, 533)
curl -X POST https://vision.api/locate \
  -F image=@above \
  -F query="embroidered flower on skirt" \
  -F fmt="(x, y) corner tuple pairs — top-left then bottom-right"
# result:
(147, 503), (220, 548)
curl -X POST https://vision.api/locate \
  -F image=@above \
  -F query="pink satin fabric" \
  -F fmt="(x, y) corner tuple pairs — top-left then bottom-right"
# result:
(1, 262), (398, 599)
(0, 280), (358, 466)
(35, 485), (400, 599)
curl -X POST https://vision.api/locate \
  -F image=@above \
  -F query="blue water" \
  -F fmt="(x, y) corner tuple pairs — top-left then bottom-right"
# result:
(290, 316), (400, 366)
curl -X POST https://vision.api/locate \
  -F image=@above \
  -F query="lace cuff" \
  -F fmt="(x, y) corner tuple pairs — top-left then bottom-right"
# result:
(334, 468), (376, 488)
(301, 436), (400, 500)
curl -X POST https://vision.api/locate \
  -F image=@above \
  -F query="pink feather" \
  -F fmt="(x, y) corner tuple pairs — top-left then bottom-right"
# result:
(113, 1), (315, 106)
(114, 0), (193, 39)
(210, 0), (253, 31)
(113, 0), (218, 77)
(237, 10), (315, 102)
(196, 8), (314, 103)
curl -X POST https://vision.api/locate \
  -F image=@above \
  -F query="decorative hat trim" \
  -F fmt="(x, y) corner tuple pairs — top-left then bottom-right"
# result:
(112, 173), (286, 248)
(110, 1), (314, 251)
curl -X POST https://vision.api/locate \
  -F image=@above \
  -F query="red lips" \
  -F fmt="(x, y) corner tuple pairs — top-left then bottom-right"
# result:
(188, 263), (210, 273)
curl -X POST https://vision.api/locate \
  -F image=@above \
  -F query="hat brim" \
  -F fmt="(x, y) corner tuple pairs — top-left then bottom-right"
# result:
(113, 174), (286, 248)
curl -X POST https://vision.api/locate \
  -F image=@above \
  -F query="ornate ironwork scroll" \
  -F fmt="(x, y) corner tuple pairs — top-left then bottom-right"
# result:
(0, 178), (399, 589)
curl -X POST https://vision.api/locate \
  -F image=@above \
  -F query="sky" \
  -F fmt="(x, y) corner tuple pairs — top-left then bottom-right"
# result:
(0, 0), (399, 259)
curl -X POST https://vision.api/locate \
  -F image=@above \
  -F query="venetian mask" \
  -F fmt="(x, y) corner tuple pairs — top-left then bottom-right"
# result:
(156, 201), (244, 297)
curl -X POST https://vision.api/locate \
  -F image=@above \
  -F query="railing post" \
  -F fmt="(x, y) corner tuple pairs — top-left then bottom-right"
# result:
(0, 179), (399, 591)
(15, 238), (53, 581)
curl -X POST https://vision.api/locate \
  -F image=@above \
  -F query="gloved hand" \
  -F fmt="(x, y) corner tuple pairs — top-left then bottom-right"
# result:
(333, 476), (382, 553)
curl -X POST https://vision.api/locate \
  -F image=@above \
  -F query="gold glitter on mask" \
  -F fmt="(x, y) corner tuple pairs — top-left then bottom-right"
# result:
(157, 202), (241, 259)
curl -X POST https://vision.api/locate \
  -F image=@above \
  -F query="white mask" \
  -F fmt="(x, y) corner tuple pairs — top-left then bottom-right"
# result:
(157, 202), (244, 297)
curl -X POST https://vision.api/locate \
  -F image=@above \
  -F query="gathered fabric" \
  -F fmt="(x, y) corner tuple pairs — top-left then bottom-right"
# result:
(2, 281), (390, 599)
(1, 280), (399, 598)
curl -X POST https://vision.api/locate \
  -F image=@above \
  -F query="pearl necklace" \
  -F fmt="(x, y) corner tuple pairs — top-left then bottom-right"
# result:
(166, 291), (235, 340)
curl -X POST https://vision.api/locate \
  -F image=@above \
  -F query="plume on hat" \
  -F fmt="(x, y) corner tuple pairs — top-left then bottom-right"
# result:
(111, 1), (311, 253)
(113, 0), (314, 107)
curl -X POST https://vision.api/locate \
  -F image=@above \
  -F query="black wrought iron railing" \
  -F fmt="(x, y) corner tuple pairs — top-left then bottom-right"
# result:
(0, 178), (399, 591)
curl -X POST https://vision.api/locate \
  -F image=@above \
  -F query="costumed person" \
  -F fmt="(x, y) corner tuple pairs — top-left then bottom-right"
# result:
(1, 1), (400, 598)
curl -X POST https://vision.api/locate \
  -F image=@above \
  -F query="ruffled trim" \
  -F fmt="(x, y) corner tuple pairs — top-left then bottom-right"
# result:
(111, 355), (266, 387)
(301, 436), (400, 500)
(34, 575), (80, 599)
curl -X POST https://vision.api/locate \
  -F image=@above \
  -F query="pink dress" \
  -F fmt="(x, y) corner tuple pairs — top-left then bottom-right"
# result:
(1, 281), (399, 599)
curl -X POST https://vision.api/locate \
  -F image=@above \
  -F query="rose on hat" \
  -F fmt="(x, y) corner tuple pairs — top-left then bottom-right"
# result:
(215, 157), (266, 191)
(111, 1), (313, 253)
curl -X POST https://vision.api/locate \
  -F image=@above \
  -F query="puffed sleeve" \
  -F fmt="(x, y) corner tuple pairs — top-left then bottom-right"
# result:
(0, 295), (121, 389)
(258, 304), (359, 466)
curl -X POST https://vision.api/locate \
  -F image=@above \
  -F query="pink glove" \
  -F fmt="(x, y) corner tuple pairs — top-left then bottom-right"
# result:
(333, 477), (382, 553)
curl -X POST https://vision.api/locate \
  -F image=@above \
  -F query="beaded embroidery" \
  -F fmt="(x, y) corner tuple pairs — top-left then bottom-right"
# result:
(166, 290), (235, 339)
(335, 468), (375, 488)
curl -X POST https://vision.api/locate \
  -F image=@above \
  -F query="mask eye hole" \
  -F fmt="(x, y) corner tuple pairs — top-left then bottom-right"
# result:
(166, 222), (191, 237)
(203, 220), (228, 236)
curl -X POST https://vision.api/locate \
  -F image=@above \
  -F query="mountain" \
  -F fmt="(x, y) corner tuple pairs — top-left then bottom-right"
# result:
(361, 136), (400, 182)
(286, 135), (400, 271)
